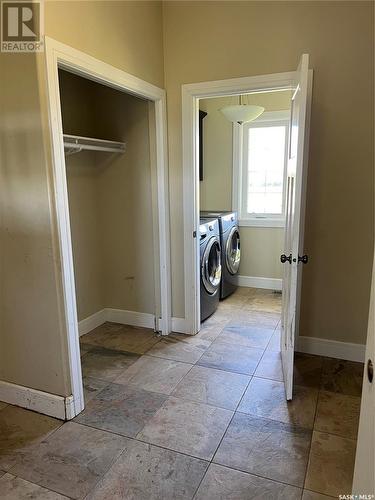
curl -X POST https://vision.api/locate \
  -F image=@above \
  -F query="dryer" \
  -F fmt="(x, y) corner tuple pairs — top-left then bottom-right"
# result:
(199, 217), (222, 321)
(200, 211), (240, 299)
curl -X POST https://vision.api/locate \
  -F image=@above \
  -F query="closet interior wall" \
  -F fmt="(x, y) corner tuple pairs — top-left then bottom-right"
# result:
(59, 70), (157, 324)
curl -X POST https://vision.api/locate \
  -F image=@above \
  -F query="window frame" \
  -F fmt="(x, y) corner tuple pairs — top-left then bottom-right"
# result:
(232, 110), (290, 228)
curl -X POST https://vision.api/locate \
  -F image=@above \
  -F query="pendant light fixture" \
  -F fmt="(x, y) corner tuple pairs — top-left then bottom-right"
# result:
(220, 94), (264, 125)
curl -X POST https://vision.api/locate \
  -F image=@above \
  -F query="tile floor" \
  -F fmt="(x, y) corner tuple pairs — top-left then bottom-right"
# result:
(0, 288), (363, 499)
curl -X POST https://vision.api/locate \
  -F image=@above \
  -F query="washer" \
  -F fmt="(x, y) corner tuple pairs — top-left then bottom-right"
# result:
(199, 217), (222, 322)
(200, 211), (240, 299)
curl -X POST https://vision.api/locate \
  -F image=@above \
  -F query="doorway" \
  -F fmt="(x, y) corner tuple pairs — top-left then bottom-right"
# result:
(182, 57), (312, 399)
(44, 37), (171, 418)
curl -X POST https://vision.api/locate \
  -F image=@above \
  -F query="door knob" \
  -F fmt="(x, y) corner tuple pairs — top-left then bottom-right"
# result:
(367, 359), (373, 383)
(280, 254), (292, 264)
(298, 255), (309, 264)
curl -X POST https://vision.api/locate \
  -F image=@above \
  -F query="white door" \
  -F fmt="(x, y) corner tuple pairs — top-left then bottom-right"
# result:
(281, 54), (311, 400)
(352, 254), (375, 494)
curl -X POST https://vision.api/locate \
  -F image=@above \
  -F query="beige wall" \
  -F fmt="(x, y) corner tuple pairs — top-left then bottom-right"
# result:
(239, 228), (284, 279)
(66, 153), (104, 320)
(200, 91), (291, 279)
(0, 1), (164, 396)
(163, 1), (374, 344)
(60, 70), (156, 321)
(45, 1), (164, 88)
(0, 53), (70, 394)
(199, 97), (232, 212)
(60, 71), (104, 321)
(97, 85), (156, 316)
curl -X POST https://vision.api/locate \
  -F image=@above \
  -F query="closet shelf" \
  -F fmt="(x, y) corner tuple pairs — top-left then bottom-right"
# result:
(63, 134), (126, 156)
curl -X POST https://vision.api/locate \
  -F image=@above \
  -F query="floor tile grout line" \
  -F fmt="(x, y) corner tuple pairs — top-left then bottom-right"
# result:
(301, 358), (324, 492)
(82, 389), (236, 425)
(80, 342), (153, 358)
(191, 467), (209, 499)
(193, 342), (270, 498)
(194, 363), (260, 377)
(312, 394), (359, 441)
(233, 341), (269, 412)
(84, 360), (264, 398)
(146, 351), (206, 366)
(78, 439), (135, 500)
(6, 418), (65, 475)
(73, 418), (304, 499)
(144, 333), (217, 364)
(135, 352), (199, 367)
(250, 373), (283, 383)
(70, 419), (212, 464)
(195, 464), (308, 500)
(99, 375), (360, 461)
(168, 361), (198, 399)
(206, 460), (307, 492)
(81, 384), (319, 445)
(209, 335), (274, 351)
(233, 409), (315, 432)
(5, 422), (77, 499)
(113, 355), (200, 388)
(311, 428), (358, 442)
(189, 402), (268, 499)
(8, 417), (312, 500)
(1, 472), (76, 500)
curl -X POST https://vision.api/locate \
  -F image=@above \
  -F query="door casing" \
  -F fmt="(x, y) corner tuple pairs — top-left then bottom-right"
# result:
(44, 37), (171, 418)
(182, 71), (302, 335)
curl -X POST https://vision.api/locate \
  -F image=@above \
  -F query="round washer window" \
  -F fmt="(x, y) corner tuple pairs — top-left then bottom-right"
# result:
(202, 237), (222, 295)
(226, 227), (240, 275)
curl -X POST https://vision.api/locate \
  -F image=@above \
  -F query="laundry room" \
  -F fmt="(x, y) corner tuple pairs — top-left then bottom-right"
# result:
(198, 90), (292, 326)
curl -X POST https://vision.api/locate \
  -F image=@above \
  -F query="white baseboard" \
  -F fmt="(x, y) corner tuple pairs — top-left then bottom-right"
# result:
(79, 308), (156, 336)
(0, 380), (72, 420)
(297, 336), (365, 363)
(238, 275), (282, 291)
(78, 309), (192, 337)
(78, 309), (106, 336)
(105, 309), (155, 329)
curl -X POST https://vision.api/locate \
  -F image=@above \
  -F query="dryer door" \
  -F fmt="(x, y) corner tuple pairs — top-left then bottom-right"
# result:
(202, 237), (222, 295)
(226, 227), (241, 274)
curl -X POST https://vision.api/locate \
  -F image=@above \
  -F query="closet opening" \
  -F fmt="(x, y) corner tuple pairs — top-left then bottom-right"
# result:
(59, 67), (163, 386)
(45, 38), (170, 419)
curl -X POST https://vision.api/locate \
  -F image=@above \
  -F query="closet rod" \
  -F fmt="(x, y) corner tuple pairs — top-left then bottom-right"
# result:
(63, 134), (126, 156)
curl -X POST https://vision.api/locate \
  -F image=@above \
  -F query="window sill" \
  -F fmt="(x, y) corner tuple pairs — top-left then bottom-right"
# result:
(239, 218), (285, 228)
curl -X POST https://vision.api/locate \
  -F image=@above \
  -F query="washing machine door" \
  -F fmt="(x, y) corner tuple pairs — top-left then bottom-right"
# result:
(202, 237), (222, 295)
(226, 227), (241, 275)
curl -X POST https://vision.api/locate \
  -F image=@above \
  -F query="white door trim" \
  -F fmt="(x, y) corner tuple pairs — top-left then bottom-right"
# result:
(182, 71), (296, 334)
(44, 37), (171, 418)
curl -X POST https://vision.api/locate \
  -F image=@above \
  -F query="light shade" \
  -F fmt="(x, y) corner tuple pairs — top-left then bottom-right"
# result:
(220, 104), (265, 125)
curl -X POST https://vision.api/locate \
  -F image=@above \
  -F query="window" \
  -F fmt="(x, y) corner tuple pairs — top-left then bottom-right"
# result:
(233, 111), (290, 227)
